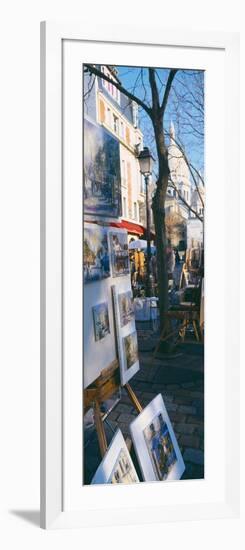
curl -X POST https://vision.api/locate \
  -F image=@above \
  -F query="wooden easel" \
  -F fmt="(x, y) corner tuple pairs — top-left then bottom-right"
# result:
(84, 359), (142, 458)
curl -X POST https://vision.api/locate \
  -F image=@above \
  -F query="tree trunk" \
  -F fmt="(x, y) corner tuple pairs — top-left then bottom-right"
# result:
(151, 118), (170, 332)
(152, 176), (169, 332)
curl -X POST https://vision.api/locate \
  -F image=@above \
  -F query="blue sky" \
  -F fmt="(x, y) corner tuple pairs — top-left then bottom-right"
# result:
(116, 66), (204, 182)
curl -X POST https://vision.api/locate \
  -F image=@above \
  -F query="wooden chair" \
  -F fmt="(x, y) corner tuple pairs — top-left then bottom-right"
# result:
(153, 279), (203, 357)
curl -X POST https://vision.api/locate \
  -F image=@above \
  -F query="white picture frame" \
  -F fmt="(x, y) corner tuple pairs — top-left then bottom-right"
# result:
(40, 22), (240, 529)
(91, 429), (139, 485)
(130, 394), (185, 482)
(112, 284), (140, 385)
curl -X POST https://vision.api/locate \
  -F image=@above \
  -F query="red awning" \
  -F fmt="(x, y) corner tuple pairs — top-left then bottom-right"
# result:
(110, 219), (145, 236)
(85, 218), (155, 239)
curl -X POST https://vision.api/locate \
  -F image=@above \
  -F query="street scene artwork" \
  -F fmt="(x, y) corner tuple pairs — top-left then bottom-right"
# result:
(84, 119), (121, 218)
(118, 291), (134, 327)
(83, 224), (110, 283)
(91, 430), (139, 485)
(110, 448), (139, 484)
(123, 331), (139, 370)
(92, 302), (110, 341)
(83, 63), (204, 486)
(109, 230), (130, 277)
(143, 413), (177, 481)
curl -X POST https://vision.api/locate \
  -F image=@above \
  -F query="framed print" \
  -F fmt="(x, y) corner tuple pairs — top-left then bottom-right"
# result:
(92, 302), (110, 341)
(130, 394), (185, 482)
(118, 291), (134, 327)
(83, 222), (110, 283)
(41, 22), (239, 529)
(91, 429), (139, 485)
(108, 229), (130, 277)
(112, 284), (140, 385)
(84, 118), (121, 218)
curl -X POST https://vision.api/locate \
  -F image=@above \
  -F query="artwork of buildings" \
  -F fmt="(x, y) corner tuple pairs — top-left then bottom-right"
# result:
(84, 65), (147, 240)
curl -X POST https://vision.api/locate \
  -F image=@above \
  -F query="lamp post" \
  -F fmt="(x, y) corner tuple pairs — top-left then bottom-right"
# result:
(138, 147), (155, 297)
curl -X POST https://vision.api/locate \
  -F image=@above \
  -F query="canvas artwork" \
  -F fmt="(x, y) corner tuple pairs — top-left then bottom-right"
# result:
(144, 413), (177, 481)
(118, 291), (134, 327)
(92, 302), (110, 341)
(123, 331), (139, 370)
(109, 230), (130, 277)
(130, 394), (185, 482)
(110, 448), (138, 484)
(91, 429), (139, 485)
(83, 224), (110, 283)
(84, 119), (121, 218)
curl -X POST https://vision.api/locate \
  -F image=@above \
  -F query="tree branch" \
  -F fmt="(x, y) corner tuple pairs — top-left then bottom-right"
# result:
(148, 68), (160, 112)
(161, 69), (178, 115)
(84, 64), (152, 116)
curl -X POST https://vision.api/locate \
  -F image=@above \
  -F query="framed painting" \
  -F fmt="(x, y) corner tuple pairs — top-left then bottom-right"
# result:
(41, 22), (239, 529)
(111, 284), (140, 385)
(84, 118), (121, 218)
(108, 229), (130, 278)
(83, 222), (110, 283)
(91, 429), (139, 485)
(130, 394), (185, 482)
(92, 302), (110, 341)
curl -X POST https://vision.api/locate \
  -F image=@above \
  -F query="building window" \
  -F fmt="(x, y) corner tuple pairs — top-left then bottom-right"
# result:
(113, 114), (119, 134)
(123, 197), (127, 218)
(121, 160), (126, 186)
(106, 107), (112, 127)
(101, 65), (120, 104)
(133, 202), (137, 221)
(120, 121), (125, 139)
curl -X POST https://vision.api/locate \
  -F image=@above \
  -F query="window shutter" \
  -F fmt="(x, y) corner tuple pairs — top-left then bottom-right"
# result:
(99, 99), (105, 123)
(125, 126), (130, 146)
(127, 162), (132, 218)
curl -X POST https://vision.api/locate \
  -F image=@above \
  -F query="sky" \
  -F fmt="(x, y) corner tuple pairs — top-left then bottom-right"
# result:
(116, 65), (204, 184)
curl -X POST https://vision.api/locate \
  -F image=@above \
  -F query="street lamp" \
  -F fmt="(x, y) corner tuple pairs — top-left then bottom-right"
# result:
(138, 147), (155, 297)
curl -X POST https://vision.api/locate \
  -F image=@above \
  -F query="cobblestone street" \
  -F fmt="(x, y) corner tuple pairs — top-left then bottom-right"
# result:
(84, 328), (204, 484)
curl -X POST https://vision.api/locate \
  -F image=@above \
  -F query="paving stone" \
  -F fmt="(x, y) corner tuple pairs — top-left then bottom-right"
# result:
(179, 434), (200, 449)
(108, 410), (120, 421)
(195, 425), (204, 437)
(161, 393), (174, 403)
(175, 423), (196, 435)
(181, 382), (196, 389)
(187, 415), (203, 425)
(168, 411), (187, 424)
(190, 391), (204, 399)
(173, 396), (194, 406)
(173, 388), (198, 398)
(182, 462), (204, 480)
(117, 413), (135, 424)
(114, 403), (132, 414)
(183, 448), (204, 465)
(166, 384), (180, 390)
(192, 399), (204, 417)
(165, 402), (178, 412)
(178, 405), (197, 415)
